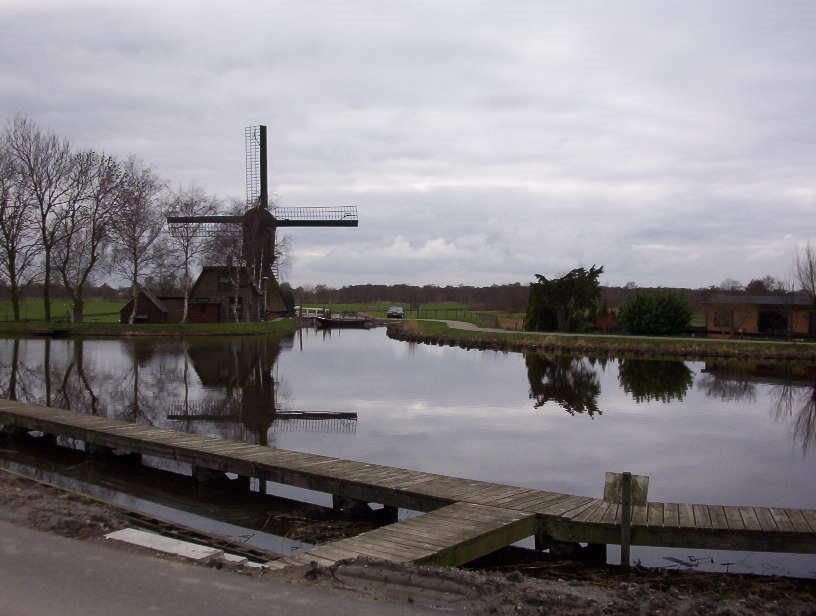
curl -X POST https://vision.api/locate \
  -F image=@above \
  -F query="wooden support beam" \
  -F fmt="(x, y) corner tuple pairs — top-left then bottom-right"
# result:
(620, 472), (632, 569)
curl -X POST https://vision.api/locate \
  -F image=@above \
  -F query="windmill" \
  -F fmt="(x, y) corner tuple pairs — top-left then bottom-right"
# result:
(166, 125), (357, 313)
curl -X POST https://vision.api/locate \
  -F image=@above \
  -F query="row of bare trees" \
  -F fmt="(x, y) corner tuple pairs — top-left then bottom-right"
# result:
(0, 116), (240, 324)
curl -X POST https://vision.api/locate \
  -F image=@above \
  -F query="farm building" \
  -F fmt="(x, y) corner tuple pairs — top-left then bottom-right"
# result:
(703, 295), (816, 336)
(119, 288), (180, 324)
(120, 266), (290, 324)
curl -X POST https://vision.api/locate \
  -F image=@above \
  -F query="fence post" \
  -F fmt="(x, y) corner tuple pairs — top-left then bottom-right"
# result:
(620, 471), (632, 568)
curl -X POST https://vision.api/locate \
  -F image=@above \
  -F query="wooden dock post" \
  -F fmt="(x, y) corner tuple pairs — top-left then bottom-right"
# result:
(86, 442), (114, 459)
(620, 471), (632, 569)
(257, 470), (270, 495)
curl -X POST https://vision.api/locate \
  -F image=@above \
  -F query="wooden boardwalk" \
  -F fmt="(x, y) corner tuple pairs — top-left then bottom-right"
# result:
(270, 502), (537, 570)
(1, 399), (815, 566)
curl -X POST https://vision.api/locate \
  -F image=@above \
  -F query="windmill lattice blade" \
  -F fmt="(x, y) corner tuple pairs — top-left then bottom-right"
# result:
(167, 215), (242, 238)
(273, 206), (358, 227)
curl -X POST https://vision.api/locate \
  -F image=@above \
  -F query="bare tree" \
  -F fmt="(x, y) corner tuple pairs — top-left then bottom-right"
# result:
(0, 140), (40, 320)
(165, 185), (218, 323)
(795, 242), (816, 303)
(203, 200), (246, 322)
(110, 158), (165, 324)
(55, 151), (122, 322)
(4, 116), (76, 321)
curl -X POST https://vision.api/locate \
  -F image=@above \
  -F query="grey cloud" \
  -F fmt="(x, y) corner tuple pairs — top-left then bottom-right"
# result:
(2, 1), (814, 289)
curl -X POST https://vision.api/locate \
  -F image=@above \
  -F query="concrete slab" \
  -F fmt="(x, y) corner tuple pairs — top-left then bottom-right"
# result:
(105, 528), (223, 562)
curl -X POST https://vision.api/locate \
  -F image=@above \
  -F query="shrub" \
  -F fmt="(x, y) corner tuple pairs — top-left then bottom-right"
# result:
(618, 290), (692, 335)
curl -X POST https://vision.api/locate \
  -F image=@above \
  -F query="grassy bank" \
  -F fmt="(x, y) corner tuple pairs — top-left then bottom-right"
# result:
(0, 318), (297, 338)
(389, 319), (816, 361)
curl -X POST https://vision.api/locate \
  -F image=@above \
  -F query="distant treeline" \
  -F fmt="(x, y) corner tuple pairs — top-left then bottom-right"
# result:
(292, 283), (531, 311)
(290, 283), (741, 312)
(0, 282), (126, 301)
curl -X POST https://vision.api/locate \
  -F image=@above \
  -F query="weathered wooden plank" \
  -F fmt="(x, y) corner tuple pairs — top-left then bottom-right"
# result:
(631, 504), (648, 527)
(677, 504), (695, 528)
(739, 507), (762, 531)
(434, 502), (528, 523)
(692, 504), (712, 529)
(538, 496), (595, 517)
(487, 488), (543, 506)
(770, 509), (794, 532)
(663, 503), (679, 528)
(559, 498), (602, 519)
(647, 503), (664, 527)
(335, 538), (420, 562)
(584, 501), (611, 524)
(573, 500), (609, 523)
(374, 527), (451, 551)
(708, 505), (729, 530)
(800, 509), (816, 533)
(723, 506), (745, 531)
(601, 503), (620, 525)
(399, 515), (484, 536)
(785, 509), (812, 533)
(754, 507), (778, 532)
(355, 539), (435, 562)
(507, 493), (574, 513)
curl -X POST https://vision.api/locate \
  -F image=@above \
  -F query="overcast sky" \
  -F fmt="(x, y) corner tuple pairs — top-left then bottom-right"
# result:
(2, 0), (814, 288)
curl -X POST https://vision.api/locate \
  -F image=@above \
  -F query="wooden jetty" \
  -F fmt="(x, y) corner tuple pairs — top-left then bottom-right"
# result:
(1, 399), (815, 570)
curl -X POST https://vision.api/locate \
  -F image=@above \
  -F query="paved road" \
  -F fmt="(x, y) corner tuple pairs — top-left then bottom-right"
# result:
(0, 521), (440, 616)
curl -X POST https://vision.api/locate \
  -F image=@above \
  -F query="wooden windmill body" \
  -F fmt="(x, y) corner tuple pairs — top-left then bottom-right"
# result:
(167, 126), (358, 318)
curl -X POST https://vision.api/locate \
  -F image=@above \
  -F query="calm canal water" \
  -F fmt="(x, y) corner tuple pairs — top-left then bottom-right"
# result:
(1, 329), (814, 576)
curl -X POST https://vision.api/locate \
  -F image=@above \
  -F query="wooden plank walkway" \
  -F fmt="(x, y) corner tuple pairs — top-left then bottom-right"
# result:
(1, 400), (815, 561)
(268, 502), (537, 570)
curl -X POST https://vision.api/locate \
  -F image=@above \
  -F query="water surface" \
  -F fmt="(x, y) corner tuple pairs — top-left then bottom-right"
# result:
(1, 330), (814, 576)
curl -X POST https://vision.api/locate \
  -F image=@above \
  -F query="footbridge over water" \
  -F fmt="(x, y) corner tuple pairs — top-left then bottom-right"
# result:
(1, 400), (814, 569)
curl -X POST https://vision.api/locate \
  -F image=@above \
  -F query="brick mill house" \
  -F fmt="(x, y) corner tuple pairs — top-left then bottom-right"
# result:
(119, 266), (288, 323)
(703, 294), (816, 337)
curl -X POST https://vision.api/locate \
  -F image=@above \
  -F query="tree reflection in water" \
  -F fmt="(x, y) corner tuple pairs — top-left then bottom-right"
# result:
(771, 382), (816, 455)
(617, 359), (694, 404)
(525, 353), (602, 416)
(700, 361), (816, 454)
(0, 335), (297, 447)
(697, 364), (757, 403)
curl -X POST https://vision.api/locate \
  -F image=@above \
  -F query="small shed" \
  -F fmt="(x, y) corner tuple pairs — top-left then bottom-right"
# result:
(119, 288), (169, 324)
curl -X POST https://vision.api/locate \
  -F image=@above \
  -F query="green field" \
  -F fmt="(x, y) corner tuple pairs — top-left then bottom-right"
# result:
(0, 298), (125, 323)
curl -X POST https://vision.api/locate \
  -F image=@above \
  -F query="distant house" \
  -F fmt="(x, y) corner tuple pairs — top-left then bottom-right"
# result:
(703, 295), (816, 336)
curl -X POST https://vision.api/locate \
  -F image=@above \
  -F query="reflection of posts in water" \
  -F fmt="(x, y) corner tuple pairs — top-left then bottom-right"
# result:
(74, 340), (99, 415)
(44, 338), (51, 407)
(525, 353), (601, 417)
(617, 359), (694, 404)
(7, 339), (19, 401)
